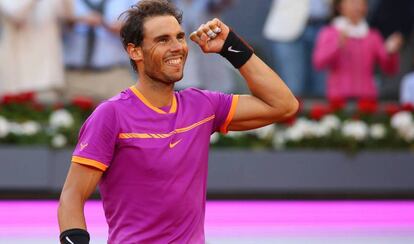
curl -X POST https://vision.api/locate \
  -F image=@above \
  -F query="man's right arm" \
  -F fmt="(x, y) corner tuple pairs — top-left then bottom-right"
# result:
(58, 163), (103, 240)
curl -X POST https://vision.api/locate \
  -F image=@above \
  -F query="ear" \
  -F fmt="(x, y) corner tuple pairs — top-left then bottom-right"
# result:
(127, 43), (143, 62)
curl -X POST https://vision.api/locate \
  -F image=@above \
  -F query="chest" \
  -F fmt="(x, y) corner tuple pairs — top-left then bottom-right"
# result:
(112, 111), (215, 176)
(340, 37), (377, 64)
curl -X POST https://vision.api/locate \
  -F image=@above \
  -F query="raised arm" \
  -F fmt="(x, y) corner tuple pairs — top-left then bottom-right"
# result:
(58, 163), (103, 243)
(190, 18), (298, 131)
(375, 31), (402, 75)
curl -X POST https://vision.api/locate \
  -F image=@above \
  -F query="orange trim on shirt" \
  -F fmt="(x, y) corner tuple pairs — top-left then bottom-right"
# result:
(220, 95), (239, 134)
(130, 86), (177, 114)
(72, 156), (108, 171)
(175, 115), (215, 133)
(118, 114), (216, 139)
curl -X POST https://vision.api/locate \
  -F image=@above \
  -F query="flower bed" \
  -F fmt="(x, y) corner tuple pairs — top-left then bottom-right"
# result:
(0, 93), (413, 151)
(0, 92), (94, 148)
(212, 99), (414, 152)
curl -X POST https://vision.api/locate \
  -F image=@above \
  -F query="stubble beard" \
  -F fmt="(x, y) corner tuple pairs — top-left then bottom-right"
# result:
(144, 67), (184, 87)
(144, 58), (186, 86)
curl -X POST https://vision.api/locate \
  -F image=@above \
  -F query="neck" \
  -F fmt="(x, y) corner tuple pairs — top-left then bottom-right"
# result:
(135, 77), (175, 108)
(344, 16), (363, 25)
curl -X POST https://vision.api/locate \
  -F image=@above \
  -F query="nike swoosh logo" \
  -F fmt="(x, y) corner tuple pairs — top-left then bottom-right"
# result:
(169, 139), (182, 148)
(228, 46), (242, 53)
(80, 142), (88, 151)
(65, 236), (75, 244)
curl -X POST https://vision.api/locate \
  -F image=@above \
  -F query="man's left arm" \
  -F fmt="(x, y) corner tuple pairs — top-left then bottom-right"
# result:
(229, 54), (298, 131)
(190, 18), (299, 131)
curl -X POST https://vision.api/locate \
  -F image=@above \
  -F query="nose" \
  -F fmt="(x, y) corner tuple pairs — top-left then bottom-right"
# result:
(170, 38), (185, 52)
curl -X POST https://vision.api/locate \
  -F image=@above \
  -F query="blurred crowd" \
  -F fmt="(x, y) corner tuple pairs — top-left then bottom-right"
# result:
(0, 0), (413, 105)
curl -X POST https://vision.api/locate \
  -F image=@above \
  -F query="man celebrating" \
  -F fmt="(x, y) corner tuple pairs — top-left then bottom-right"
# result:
(58, 0), (298, 243)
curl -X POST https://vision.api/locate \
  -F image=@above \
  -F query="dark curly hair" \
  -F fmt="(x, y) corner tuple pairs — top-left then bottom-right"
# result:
(119, 0), (183, 72)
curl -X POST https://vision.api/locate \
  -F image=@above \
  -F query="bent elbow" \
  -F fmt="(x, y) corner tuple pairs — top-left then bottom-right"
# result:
(284, 97), (300, 118)
(269, 96), (299, 122)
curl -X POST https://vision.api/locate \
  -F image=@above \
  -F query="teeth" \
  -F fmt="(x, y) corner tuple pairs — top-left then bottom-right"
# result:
(166, 58), (181, 65)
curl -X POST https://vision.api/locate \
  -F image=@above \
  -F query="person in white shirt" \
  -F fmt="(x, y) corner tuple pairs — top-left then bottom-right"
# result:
(63, 0), (137, 101)
(0, 0), (73, 99)
(263, 0), (331, 97)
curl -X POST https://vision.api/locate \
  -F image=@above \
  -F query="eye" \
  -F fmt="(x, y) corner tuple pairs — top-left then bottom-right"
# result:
(177, 33), (186, 42)
(158, 38), (168, 43)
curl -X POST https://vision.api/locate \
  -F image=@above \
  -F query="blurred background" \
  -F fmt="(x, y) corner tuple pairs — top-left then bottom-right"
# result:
(0, 0), (414, 243)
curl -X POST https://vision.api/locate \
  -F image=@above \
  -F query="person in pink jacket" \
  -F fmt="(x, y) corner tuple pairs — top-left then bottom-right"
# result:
(313, 0), (403, 102)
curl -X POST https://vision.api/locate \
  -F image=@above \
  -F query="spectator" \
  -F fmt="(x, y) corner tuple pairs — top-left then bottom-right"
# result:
(63, 0), (136, 101)
(0, 0), (73, 100)
(173, 0), (234, 93)
(263, 0), (331, 97)
(313, 0), (403, 102)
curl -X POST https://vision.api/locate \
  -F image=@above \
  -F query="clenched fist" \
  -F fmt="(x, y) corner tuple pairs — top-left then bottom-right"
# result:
(189, 18), (230, 53)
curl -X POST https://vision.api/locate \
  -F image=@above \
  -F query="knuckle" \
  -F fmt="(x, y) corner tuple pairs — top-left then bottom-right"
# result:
(202, 25), (209, 32)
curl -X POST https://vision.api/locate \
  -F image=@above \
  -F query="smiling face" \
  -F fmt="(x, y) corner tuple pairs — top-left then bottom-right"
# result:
(138, 15), (188, 85)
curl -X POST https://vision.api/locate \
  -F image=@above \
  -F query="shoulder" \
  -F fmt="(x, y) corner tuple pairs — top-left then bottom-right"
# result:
(176, 88), (235, 115)
(178, 87), (218, 96)
(177, 87), (230, 104)
(92, 88), (133, 116)
(177, 87), (208, 99)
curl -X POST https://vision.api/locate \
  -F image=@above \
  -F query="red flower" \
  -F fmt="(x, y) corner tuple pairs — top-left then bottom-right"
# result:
(384, 103), (400, 116)
(281, 114), (297, 126)
(1, 93), (15, 104)
(71, 96), (94, 111)
(18, 91), (35, 103)
(329, 98), (346, 112)
(357, 99), (378, 114)
(310, 103), (331, 121)
(1, 91), (35, 104)
(401, 103), (414, 112)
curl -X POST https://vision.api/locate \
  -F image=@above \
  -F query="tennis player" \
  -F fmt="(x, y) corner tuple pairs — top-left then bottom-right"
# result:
(58, 0), (298, 243)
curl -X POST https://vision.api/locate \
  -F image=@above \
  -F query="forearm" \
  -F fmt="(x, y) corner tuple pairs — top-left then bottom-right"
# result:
(58, 163), (102, 243)
(239, 54), (298, 114)
(378, 49), (400, 75)
(58, 191), (87, 231)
